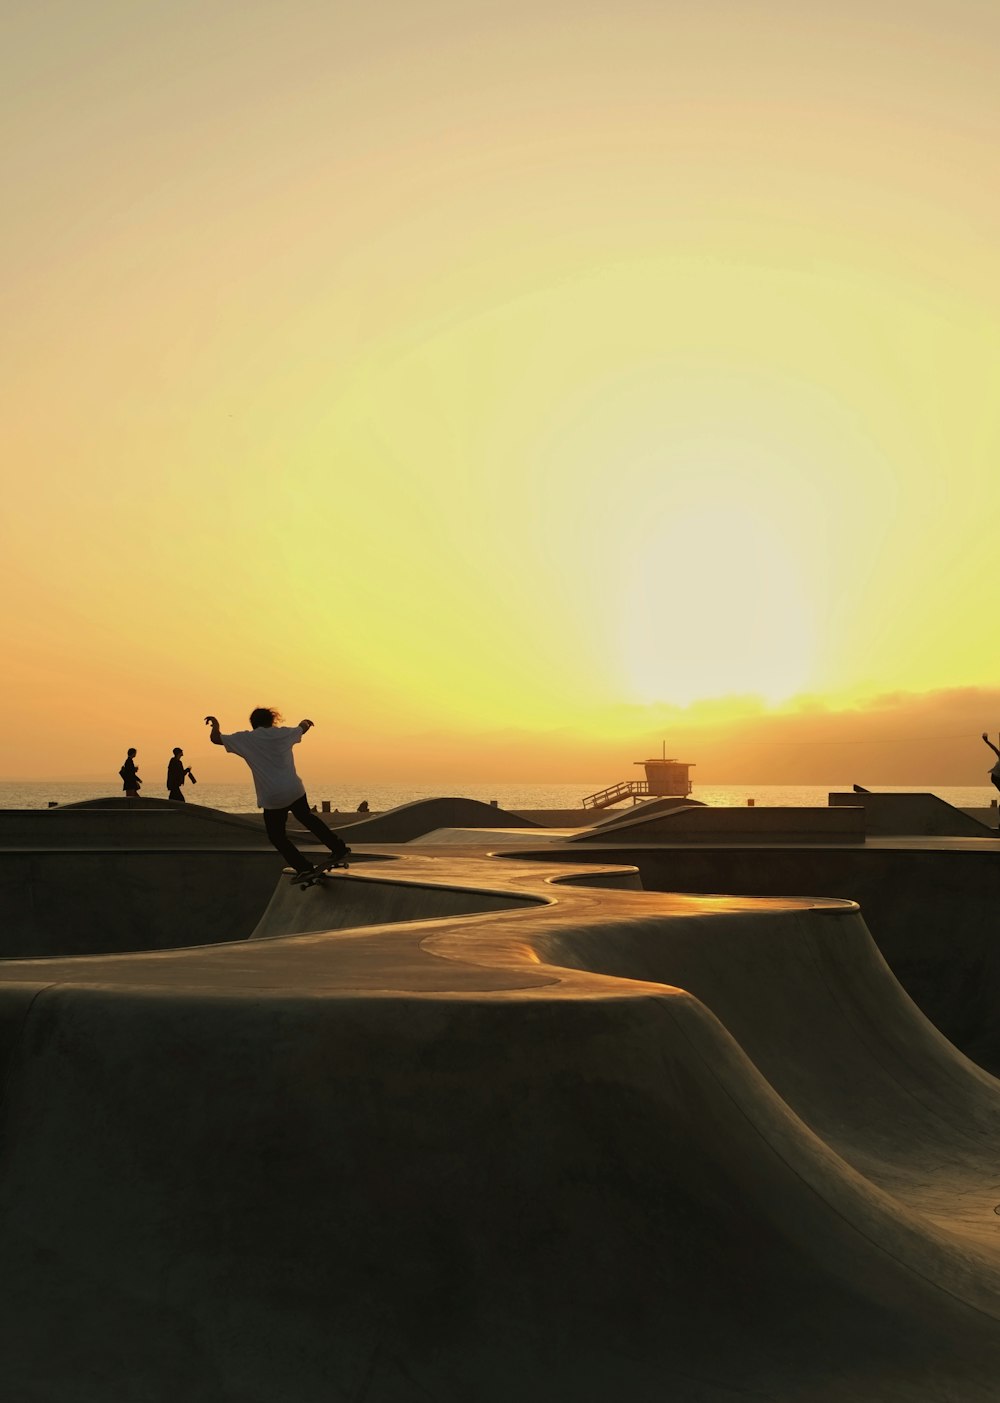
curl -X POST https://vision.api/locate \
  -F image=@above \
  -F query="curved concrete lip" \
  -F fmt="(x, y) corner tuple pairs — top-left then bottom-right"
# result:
(0, 848), (856, 989)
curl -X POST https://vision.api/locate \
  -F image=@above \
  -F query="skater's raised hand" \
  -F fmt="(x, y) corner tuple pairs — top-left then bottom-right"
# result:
(299, 718), (314, 733)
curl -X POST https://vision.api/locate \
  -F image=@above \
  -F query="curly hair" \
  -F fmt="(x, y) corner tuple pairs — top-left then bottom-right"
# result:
(249, 707), (283, 728)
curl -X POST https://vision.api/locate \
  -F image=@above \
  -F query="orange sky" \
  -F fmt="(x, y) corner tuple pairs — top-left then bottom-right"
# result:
(3, 1), (999, 785)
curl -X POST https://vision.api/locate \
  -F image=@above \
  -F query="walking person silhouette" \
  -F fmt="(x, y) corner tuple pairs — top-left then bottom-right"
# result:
(166, 747), (193, 802)
(119, 748), (141, 798)
(204, 708), (349, 874)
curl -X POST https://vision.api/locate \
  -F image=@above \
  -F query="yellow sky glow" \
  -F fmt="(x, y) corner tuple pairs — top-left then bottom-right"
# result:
(2, 0), (999, 783)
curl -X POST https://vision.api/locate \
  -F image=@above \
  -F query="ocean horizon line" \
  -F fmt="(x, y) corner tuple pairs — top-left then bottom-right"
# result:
(1, 778), (997, 816)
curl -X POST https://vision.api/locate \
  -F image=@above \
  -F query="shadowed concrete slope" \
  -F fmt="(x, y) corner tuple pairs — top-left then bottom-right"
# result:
(0, 850), (281, 955)
(570, 803), (866, 843)
(546, 840), (1000, 1077)
(581, 795), (706, 829)
(529, 903), (1000, 1246)
(1, 851), (1000, 1398)
(2, 797), (537, 849)
(829, 789), (995, 836)
(0, 803), (272, 848)
(326, 795), (541, 841)
(59, 796), (261, 820)
(249, 868), (541, 938)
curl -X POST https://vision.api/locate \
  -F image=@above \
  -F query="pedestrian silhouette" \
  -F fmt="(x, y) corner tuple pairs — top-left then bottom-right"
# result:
(119, 749), (141, 798)
(167, 747), (194, 802)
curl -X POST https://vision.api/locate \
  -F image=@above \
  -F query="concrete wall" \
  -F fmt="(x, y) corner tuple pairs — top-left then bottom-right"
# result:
(0, 851), (281, 955)
(829, 791), (994, 837)
(0, 806), (270, 849)
(569, 805), (866, 845)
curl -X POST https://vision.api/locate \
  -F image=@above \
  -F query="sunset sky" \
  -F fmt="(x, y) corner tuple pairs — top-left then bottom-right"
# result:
(3, 0), (999, 784)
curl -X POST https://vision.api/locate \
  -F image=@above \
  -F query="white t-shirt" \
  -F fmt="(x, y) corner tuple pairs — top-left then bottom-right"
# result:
(221, 725), (306, 809)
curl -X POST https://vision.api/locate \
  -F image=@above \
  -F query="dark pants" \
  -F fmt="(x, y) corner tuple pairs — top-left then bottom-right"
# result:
(263, 793), (346, 872)
(168, 788), (186, 803)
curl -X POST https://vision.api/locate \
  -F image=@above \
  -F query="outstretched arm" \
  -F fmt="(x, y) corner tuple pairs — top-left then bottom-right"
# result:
(205, 715), (224, 746)
(982, 733), (1000, 760)
(298, 718), (314, 735)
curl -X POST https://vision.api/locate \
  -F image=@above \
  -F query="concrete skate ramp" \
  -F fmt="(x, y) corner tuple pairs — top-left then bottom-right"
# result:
(3, 852), (1000, 1398)
(326, 795), (541, 842)
(0, 802), (269, 849)
(249, 868), (541, 939)
(546, 840), (1000, 1077)
(829, 789), (995, 836)
(581, 795), (705, 831)
(529, 905), (1000, 1246)
(6, 798), (537, 848)
(0, 849), (285, 955)
(570, 802), (866, 843)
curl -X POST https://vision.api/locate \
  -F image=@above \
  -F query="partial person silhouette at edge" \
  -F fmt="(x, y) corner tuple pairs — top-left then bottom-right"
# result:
(982, 733), (1000, 828)
(204, 707), (349, 875)
(167, 747), (194, 802)
(119, 748), (141, 799)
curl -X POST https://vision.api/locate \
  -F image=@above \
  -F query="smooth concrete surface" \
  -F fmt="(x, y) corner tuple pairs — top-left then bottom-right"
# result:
(569, 802), (867, 844)
(405, 825), (571, 845)
(533, 838), (1000, 1077)
(582, 795), (707, 829)
(0, 850), (282, 956)
(0, 804), (275, 849)
(10, 796), (539, 847)
(830, 790), (995, 837)
(510, 806), (607, 826)
(2, 830), (1000, 1399)
(309, 795), (542, 843)
(249, 867), (543, 939)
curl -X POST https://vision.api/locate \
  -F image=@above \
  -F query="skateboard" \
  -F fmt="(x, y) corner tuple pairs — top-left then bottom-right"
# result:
(286, 851), (352, 890)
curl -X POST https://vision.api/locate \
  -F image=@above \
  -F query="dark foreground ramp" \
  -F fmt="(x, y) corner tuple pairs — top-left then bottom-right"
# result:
(1, 853), (1000, 1399)
(529, 902), (1000, 1246)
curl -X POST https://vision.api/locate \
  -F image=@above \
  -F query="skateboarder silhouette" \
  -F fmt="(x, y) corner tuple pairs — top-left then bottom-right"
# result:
(205, 708), (349, 875)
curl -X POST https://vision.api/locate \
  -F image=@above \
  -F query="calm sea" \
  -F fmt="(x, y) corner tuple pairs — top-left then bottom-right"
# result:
(0, 780), (995, 814)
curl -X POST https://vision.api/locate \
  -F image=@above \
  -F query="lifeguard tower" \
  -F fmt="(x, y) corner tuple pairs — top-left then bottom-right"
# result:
(582, 745), (695, 810)
(634, 748), (694, 798)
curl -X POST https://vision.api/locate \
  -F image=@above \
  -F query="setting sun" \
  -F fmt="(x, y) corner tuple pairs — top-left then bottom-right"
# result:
(2, 0), (999, 783)
(616, 501), (816, 706)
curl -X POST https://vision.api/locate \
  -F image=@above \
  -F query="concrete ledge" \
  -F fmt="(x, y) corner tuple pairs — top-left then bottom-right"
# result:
(569, 804), (866, 844)
(0, 849), (281, 955)
(829, 790), (995, 837)
(0, 805), (270, 848)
